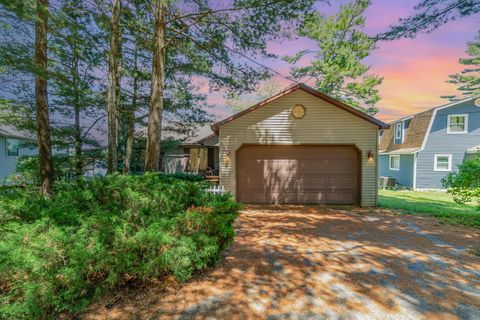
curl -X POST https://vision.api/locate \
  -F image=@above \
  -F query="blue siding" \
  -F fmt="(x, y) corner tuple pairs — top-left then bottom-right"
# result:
(379, 154), (414, 188)
(0, 137), (16, 180)
(0, 137), (37, 180)
(416, 100), (480, 189)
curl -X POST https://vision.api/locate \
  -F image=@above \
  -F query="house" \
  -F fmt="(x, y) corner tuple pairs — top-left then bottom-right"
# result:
(211, 83), (388, 206)
(379, 96), (480, 190)
(161, 126), (219, 175)
(0, 125), (37, 180)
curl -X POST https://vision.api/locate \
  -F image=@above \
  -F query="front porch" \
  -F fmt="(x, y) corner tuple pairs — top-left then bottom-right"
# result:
(161, 133), (219, 181)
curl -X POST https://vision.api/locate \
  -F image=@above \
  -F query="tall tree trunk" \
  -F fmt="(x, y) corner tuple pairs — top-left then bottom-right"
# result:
(72, 53), (83, 178)
(107, 0), (121, 174)
(144, 0), (166, 172)
(123, 44), (138, 174)
(35, 0), (54, 196)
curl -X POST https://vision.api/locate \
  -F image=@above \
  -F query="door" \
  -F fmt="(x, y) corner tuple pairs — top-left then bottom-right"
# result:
(236, 145), (360, 204)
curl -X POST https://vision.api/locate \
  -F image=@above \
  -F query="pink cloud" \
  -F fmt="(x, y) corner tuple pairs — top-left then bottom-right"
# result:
(198, 2), (480, 124)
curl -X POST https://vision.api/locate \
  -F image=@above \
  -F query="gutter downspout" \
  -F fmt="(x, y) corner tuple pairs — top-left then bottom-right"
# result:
(413, 152), (418, 190)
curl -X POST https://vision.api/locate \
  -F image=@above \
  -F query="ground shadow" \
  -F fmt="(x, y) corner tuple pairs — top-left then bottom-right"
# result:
(83, 206), (480, 320)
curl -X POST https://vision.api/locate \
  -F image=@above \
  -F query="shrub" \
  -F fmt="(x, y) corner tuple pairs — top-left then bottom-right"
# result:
(0, 174), (240, 319)
(15, 153), (104, 184)
(157, 172), (205, 182)
(443, 155), (480, 210)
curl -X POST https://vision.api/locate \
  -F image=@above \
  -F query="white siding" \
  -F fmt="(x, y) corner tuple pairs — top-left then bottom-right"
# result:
(218, 90), (379, 206)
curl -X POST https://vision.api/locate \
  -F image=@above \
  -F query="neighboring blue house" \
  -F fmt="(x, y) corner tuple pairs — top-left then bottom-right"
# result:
(0, 125), (38, 180)
(379, 96), (480, 189)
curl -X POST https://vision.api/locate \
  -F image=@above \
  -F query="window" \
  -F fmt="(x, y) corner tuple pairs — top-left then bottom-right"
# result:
(389, 155), (400, 171)
(403, 119), (410, 142)
(447, 114), (468, 134)
(395, 123), (402, 140)
(434, 154), (452, 172)
(6, 138), (20, 157)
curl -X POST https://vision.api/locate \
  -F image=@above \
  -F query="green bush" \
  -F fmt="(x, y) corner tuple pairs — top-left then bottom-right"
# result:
(15, 154), (103, 184)
(157, 172), (205, 182)
(443, 155), (480, 210)
(0, 174), (240, 319)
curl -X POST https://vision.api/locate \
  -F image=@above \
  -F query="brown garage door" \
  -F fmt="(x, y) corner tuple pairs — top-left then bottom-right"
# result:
(236, 145), (360, 204)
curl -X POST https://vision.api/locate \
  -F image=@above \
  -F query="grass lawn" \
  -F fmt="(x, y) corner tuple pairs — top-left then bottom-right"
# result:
(378, 190), (480, 230)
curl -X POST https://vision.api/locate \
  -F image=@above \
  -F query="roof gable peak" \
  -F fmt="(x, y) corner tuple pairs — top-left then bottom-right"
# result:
(211, 83), (388, 134)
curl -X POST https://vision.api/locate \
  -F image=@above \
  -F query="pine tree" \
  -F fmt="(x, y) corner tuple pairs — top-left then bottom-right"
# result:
(139, 0), (318, 171)
(226, 79), (280, 112)
(106, 0), (121, 174)
(35, 0), (55, 196)
(284, 0), (383, 114)
(443, 31), (480, 102)
(379, 0), (480, 40)
(50, 0), (103, 177)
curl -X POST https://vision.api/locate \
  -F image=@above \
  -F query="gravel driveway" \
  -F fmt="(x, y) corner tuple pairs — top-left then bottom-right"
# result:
(85, 206), (480, 320)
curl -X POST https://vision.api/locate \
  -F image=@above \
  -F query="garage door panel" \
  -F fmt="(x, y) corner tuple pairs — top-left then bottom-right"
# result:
(237, 145), (359, 205)
(244, 163), (355, 176)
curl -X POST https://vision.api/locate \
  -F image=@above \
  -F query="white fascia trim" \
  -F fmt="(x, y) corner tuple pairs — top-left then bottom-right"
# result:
(435, 95), (480, 111)
(420, 108), (437, 151)
(379, 149), (420, 155)
(388, 115), (413, 125)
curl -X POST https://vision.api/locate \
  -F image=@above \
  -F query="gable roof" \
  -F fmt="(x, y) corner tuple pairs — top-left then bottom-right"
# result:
(379, 108), (434, 153)
(211, 83), (389, 134)
(0, 125), (36, 140)
(379, 95), (480, 154)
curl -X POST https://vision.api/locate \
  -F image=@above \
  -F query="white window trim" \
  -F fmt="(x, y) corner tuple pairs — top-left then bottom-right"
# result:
(434, 154), (452, 172)
(395, 122), (402, 140)
(389, 155), (400, 171)
(447, 114), (468, 134)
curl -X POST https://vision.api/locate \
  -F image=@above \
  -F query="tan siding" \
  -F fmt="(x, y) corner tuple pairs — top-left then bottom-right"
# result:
(219, 90), (379, 206)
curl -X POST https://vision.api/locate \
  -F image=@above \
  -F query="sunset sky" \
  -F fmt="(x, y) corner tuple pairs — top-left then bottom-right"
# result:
(205, 0), (480, 124)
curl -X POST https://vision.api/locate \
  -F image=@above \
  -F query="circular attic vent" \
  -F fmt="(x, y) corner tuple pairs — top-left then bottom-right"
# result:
(291, 104), (306, 119)
(475, 98), (480, 107)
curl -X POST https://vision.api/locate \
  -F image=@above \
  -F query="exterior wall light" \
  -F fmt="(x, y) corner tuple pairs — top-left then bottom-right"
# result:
(367, 150), (375, 161)
(224, 151), (232, 165)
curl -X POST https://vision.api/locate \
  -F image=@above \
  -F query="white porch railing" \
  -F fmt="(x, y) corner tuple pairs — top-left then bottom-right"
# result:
(205, 185), (226, 194)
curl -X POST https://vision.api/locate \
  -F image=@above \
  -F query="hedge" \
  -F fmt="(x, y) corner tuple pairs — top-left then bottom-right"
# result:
(0, 174), (240, 319)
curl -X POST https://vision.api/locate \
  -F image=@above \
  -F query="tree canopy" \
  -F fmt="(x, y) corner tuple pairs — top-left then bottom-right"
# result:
(284, 0), (383, 114)
(379, 0), (480, 40)
(443, 31), (480, 101)
(0, 0), (319, 184)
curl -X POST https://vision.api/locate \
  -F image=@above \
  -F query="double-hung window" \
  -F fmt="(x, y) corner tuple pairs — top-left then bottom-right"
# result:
(447, 114), (468, 134)
(434, 154), (452, 172)
(395, 123), (402, 142)
(389, 155), (400, 171)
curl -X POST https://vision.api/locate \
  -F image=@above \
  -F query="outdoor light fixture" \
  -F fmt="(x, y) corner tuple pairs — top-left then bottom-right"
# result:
(367, 150), (374, 161)
(224, 151), (232, 162)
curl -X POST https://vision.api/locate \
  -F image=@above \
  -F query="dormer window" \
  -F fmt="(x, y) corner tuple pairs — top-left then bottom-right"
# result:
(395, 123), (401, 139)
(447, 114), (468, 134)
(394, 122), (402, 144)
